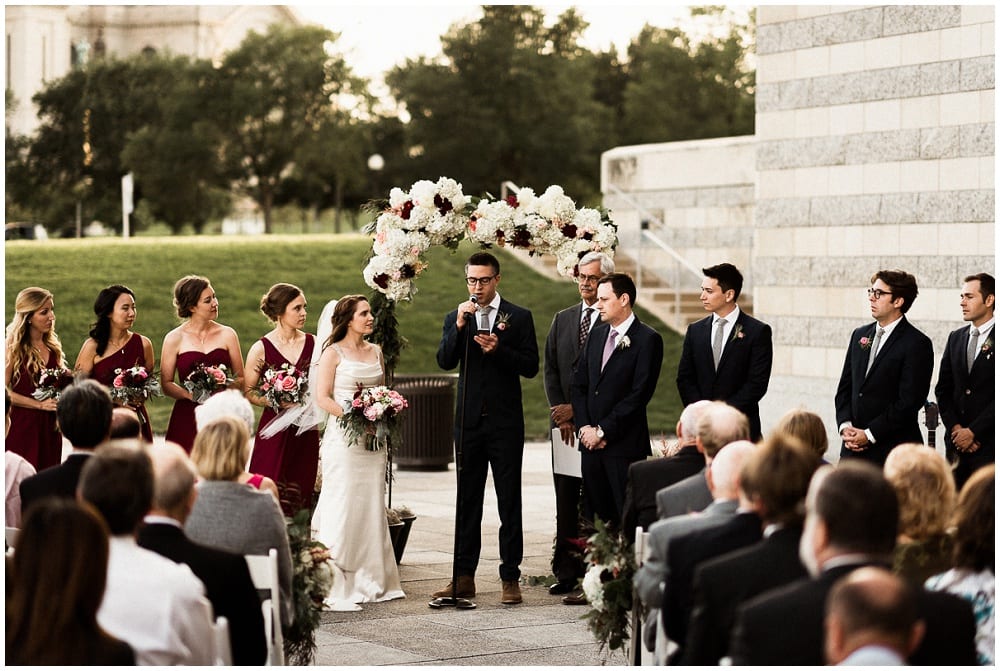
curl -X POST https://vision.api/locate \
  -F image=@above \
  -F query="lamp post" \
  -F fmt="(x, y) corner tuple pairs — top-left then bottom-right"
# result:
(367, 153), (384, 198)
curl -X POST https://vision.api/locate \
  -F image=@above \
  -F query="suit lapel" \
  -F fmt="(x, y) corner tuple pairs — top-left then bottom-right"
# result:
(865, 318), (907, 379)
(695, 316), (716, 376)
(597, 319), (640, 381)
(716, 312), (745, 372)
(969, 325), (995, 374)
(855, 323), (878, 381)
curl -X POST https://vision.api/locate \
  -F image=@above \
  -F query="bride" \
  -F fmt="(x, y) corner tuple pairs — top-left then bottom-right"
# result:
(312, 294), (405, 610)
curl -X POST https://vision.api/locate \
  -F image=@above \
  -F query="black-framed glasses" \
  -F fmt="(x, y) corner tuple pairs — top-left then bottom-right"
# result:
(867, 288), (893, 299)
(466, 276), (497, 287)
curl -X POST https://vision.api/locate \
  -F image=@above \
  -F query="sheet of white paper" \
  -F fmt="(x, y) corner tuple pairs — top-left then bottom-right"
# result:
(551, 427), (582, 478)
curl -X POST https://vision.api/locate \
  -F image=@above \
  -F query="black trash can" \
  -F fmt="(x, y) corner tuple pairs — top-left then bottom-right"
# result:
(393, 374), (457, 470)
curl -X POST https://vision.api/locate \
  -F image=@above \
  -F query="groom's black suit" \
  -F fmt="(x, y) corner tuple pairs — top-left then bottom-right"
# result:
(676, 311), (772, 440)
(571, 318), (663, 528)
(437, 297), (538, 581)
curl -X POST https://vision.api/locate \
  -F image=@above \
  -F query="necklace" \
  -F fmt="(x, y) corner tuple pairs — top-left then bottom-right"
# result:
(108, 332), (130, 353)
(275, 330), (299, 347)
(186, 325), (210, 344)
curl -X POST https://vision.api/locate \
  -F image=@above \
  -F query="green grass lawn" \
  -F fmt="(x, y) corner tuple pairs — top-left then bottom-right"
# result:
(5, 235), (683, 439)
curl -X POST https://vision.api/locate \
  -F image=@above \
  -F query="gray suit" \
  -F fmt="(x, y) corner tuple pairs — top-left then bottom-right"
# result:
(656, 469), (712, 521)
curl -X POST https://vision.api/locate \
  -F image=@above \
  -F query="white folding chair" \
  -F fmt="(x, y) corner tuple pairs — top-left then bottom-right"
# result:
(630, 528), (657, 666)
(212, 616), (232, 666)
(245, 548), (285, 666)
(6, 526), (19, 550)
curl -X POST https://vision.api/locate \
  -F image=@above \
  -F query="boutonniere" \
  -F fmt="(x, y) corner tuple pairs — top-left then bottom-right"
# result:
(495, 311), (511, 331)
(617, 335), (631, 350)
(730, 324), (745, 342)
(982, 337), (993, 357)
(859, 336), (872, 350)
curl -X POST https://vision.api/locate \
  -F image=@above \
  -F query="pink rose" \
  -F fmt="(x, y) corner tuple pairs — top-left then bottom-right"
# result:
(261, 382), (271, 392)
(210, 368), (227, 384)
(279, 376), (297, 392)
(114, 375), (125, 388)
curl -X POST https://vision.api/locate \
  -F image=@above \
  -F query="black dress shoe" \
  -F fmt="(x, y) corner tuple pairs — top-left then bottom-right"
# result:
(548, 580), (576, 595)
(562, 591), (588, 605)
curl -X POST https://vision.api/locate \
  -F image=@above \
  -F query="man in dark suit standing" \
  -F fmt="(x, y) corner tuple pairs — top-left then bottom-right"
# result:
(138, 442), (266, 666)
(676, 263), (772, 440)
(542, 251), (614, 597)
(835, 269), (934, 467)
(571, 272), (663, 534)
(935, 272), (994, 489)
(434, 251), (539, 605)
(729, 461), (977, 666)
(19, 379), (112, 515)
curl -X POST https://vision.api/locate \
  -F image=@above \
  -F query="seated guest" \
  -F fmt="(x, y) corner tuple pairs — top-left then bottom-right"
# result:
(185, 416), (294, 626)
(5, 390), (35, 528)
(773, 407), (831, 463)
(6, 498), (134, 665)
(109, 406), (142, 440)
(621, 400), (712, 540)
(656, 402), (750, 520)
(20, 379), (113, 515)
(730, 461), (977, 666)
(683, 432), (821, 665)
(78, 445), (213, 665)
(925, 464), (995, 665)
(884, 443), (956, 585)
(824, 567), (925, 665)
(138, 441), (267, 666)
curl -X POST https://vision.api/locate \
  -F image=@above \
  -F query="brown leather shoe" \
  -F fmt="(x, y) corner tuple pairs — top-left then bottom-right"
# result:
(501, 580), (522, 604)
(431, 575), (476, 599)
(562, 591), (588, 605)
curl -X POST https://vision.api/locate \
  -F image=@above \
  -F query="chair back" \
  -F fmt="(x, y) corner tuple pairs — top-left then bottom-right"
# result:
(5, 526), (19, 551)
(212, 616), (232, 666)
(245, 548), (285, 666)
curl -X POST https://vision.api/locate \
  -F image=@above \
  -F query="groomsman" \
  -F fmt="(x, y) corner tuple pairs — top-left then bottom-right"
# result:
(676, 263), (772, 440)
(542, 251), (614, 597)
(935, 272), (994, 488)
(835, 270), (934, 467)
(434, 251), (539, 606)
(571, 273), (663, 532)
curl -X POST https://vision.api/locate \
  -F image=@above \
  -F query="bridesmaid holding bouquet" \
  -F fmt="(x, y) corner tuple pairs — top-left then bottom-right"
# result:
(75, 285), (157, 442)
(4, 287), (66, 470)
(244, 283), (321, 515)
(161, 276), (244, 453)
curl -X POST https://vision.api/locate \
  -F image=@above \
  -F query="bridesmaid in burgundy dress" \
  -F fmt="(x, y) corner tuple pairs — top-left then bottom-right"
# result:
(4, 287), (65, 471)
(160, 276), (244, 453)
(75, 285), (156, 442)
(244, 283), (320, 515)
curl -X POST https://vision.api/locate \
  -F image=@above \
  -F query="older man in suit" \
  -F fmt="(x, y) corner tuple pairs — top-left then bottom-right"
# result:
(543, 251), (614, 597)
(571, 272), (663, 535)
(434, 251), (539, 605)
(835, 269), (934, 467)
(676, 263), (772, 440)
(935, 272), (995, 489)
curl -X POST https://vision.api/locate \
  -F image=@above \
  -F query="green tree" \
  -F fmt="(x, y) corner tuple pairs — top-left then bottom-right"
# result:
(209, 24), (364, 233)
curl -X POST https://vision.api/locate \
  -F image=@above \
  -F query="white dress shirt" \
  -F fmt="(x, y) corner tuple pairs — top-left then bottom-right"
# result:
(969, 317), (995, 362)
(711, 304), (741, 356)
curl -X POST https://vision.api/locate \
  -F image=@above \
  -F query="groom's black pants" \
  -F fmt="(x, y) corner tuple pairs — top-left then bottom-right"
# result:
(453, 414), (524, 582)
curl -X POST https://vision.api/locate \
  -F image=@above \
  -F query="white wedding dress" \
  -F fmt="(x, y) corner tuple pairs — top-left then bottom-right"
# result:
(311, 344), (405, 611)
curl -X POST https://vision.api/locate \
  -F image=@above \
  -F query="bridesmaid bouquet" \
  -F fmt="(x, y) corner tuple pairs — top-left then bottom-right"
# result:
(109, 365), (163, 406)
(255, 362), (308, 412)
(32, 367), (75, 401)
(338, 383), (409, 452)
(183, 363), (234, 404)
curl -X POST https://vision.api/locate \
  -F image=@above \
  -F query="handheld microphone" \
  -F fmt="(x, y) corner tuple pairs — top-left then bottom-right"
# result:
(469, 295), (478, 304)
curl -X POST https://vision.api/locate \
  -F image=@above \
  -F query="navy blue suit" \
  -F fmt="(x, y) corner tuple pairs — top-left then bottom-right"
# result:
(437, 297), (538, 581)
(676, 311), (772, 440)
(571, 317), (663, 529)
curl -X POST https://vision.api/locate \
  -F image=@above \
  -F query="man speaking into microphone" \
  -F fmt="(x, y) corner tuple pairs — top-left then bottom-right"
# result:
(434, 251), (539, 605)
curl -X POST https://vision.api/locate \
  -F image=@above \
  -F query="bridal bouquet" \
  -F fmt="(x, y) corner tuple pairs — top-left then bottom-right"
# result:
(255, 362), (308, 412)
(32, 367), (75, 401)
(183, 363), (234, 404)
(109, 365), (163, 406)
(338, 383), (409, 452)
(582, 518), (636, 653)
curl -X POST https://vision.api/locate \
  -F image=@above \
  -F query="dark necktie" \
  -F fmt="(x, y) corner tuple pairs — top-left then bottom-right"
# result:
(578, 307), (593, 350)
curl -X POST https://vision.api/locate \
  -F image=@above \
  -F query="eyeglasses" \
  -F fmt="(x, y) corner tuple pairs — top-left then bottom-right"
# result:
(578, 274), (602, 284)
(867, 288), (893, 300)
(465, 276), (496, 287)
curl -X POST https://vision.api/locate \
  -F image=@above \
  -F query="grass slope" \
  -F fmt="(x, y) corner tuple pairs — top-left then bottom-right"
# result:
(5, 236), (683, 439)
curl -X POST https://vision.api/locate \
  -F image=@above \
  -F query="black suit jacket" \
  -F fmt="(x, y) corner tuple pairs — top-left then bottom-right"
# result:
(730, 561), (978, 666)
(437, 297), (538, 432)
(935, 324), (994, 479)
(571, 318), (664, 460)
(683, 525), (806, 665)
(19, 452), (91, 515)
(835, 317), (934, 465)
(676, 311), (773, 439)
(621, 445), (704, 538)
(137, 522), (267, 666)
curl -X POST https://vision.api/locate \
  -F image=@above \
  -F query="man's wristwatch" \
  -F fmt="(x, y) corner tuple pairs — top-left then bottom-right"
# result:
(595, 426), (604, 440)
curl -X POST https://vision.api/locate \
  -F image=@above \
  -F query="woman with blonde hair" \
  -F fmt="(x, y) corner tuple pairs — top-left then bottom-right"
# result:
(185, 416), (292, 627)
(884, 442), (957, 585)
(5, 287), (65, 470)
(773, 408), (829, 462)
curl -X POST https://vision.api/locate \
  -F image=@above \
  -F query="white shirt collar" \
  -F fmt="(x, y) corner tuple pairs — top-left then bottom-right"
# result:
(971, 317), (995, 335)
(610, 312), (636, 337)
(714, 303), (741, 325)
(875, 314), (903, 336)
(143, 515), (183, 528)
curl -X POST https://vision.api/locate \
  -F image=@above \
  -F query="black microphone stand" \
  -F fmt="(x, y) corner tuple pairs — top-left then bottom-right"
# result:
(429, 299), (478, 610)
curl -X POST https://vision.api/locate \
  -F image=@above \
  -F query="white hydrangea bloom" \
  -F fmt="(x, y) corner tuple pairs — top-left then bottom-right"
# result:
(582, 564), (606, 612)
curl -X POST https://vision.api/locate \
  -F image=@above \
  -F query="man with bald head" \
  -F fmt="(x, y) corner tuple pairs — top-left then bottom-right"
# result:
(137, 442), (266, 666)
(824, 567), (925, 665)
(655, 402), (750, 520)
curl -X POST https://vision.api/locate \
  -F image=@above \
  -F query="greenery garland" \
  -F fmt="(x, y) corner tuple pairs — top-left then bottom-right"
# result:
(581, 519), (636, 653)
(283, 508), (334, 666)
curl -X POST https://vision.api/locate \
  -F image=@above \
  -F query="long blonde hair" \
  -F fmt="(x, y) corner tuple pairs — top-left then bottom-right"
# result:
(191, 416), (250, 481)
(5, 287), (65, 387)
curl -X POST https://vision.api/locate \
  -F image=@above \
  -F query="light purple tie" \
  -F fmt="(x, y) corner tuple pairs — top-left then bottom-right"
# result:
(601, 329), (618, 371)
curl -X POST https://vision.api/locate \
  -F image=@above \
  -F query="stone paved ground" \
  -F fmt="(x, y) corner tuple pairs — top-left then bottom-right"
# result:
(313, 442), (629, 666)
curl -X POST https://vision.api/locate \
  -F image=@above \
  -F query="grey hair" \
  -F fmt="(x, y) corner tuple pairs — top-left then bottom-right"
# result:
(680, 400), (713, 443)
(195, 389), (255, 433)
(578, 251), (615, 275)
